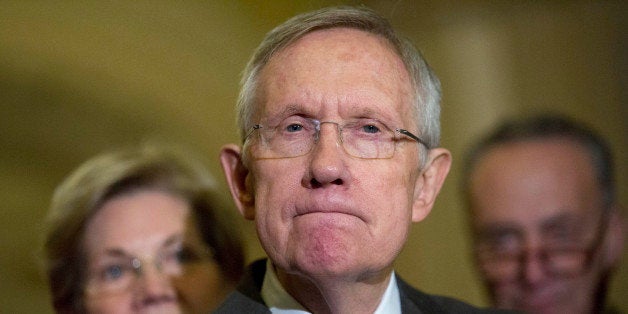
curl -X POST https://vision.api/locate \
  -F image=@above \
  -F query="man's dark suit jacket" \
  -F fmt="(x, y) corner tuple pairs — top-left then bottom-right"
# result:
(213, 259), (512, 314)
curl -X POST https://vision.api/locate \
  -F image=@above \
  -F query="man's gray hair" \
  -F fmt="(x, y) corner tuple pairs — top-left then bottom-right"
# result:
(236, 6), (442, 149)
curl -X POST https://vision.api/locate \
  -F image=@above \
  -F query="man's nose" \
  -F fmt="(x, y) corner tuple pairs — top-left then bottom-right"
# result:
(306, 122), (345, 187)
(520, 248), (547, 285)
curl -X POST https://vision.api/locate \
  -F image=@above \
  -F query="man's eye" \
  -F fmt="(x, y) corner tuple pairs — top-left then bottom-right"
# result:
(479, 232), (521, 252)
(361, 124), (381, 134)
(547, 225), (579, 242)
(285, 124), (304, 132)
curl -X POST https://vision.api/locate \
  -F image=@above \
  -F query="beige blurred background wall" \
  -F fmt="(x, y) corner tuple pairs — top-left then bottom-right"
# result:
(1, 1), (625, 312)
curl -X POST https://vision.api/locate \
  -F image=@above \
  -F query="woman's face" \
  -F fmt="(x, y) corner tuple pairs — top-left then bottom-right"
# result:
(82, 190), (231, 314)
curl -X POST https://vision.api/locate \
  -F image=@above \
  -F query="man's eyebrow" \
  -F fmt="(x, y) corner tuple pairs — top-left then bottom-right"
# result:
(261, 104), (305, 124)
(348, 105), (376, 118)
(475, 223), (522, 240)
(268, 104), (303, 116)
(540, 211), (579, 231)
(345, 103), (400, 125)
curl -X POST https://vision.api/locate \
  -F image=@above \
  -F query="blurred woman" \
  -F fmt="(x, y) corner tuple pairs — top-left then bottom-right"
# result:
(43, 145), (245, 313)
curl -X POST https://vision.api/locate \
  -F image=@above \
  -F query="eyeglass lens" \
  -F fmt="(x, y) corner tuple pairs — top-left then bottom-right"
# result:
(85, 244), (212, 295)
(476, 217), (607, 282)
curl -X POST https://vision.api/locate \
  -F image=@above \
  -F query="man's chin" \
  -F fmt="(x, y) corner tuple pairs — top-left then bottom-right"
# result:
(509, 295), (565, 314)
(136, 304), (182, 314)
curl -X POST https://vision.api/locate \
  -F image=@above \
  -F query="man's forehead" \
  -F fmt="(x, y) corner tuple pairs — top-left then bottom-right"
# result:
(261, 28), (404, 77)
(471, 139), (598, 192)
(255, 27), (415, 123)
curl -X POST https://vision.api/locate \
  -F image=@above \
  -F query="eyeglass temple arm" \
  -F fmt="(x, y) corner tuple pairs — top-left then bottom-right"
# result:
(397, 128), (430, 149)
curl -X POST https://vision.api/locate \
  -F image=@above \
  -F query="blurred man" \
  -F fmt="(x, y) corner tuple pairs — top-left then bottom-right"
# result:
(217, 5), (507, 314)
(463, 114), (625, 314)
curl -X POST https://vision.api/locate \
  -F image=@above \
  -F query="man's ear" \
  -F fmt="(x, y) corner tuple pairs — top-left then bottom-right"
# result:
(219, 144), (255, 220)
(411, 148), (452, 222)
(602, 205), (625, 269)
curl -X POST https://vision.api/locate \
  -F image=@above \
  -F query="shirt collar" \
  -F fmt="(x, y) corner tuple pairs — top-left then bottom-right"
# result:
(261, 260), (401, 314)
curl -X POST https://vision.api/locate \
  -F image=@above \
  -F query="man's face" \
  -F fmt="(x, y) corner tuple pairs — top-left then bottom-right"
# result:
(468, 139), (611, 314)
(238, 28), (435, 280)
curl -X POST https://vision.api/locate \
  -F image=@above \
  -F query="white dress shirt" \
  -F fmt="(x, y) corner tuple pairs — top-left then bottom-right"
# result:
(261, 260), (402, 314)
